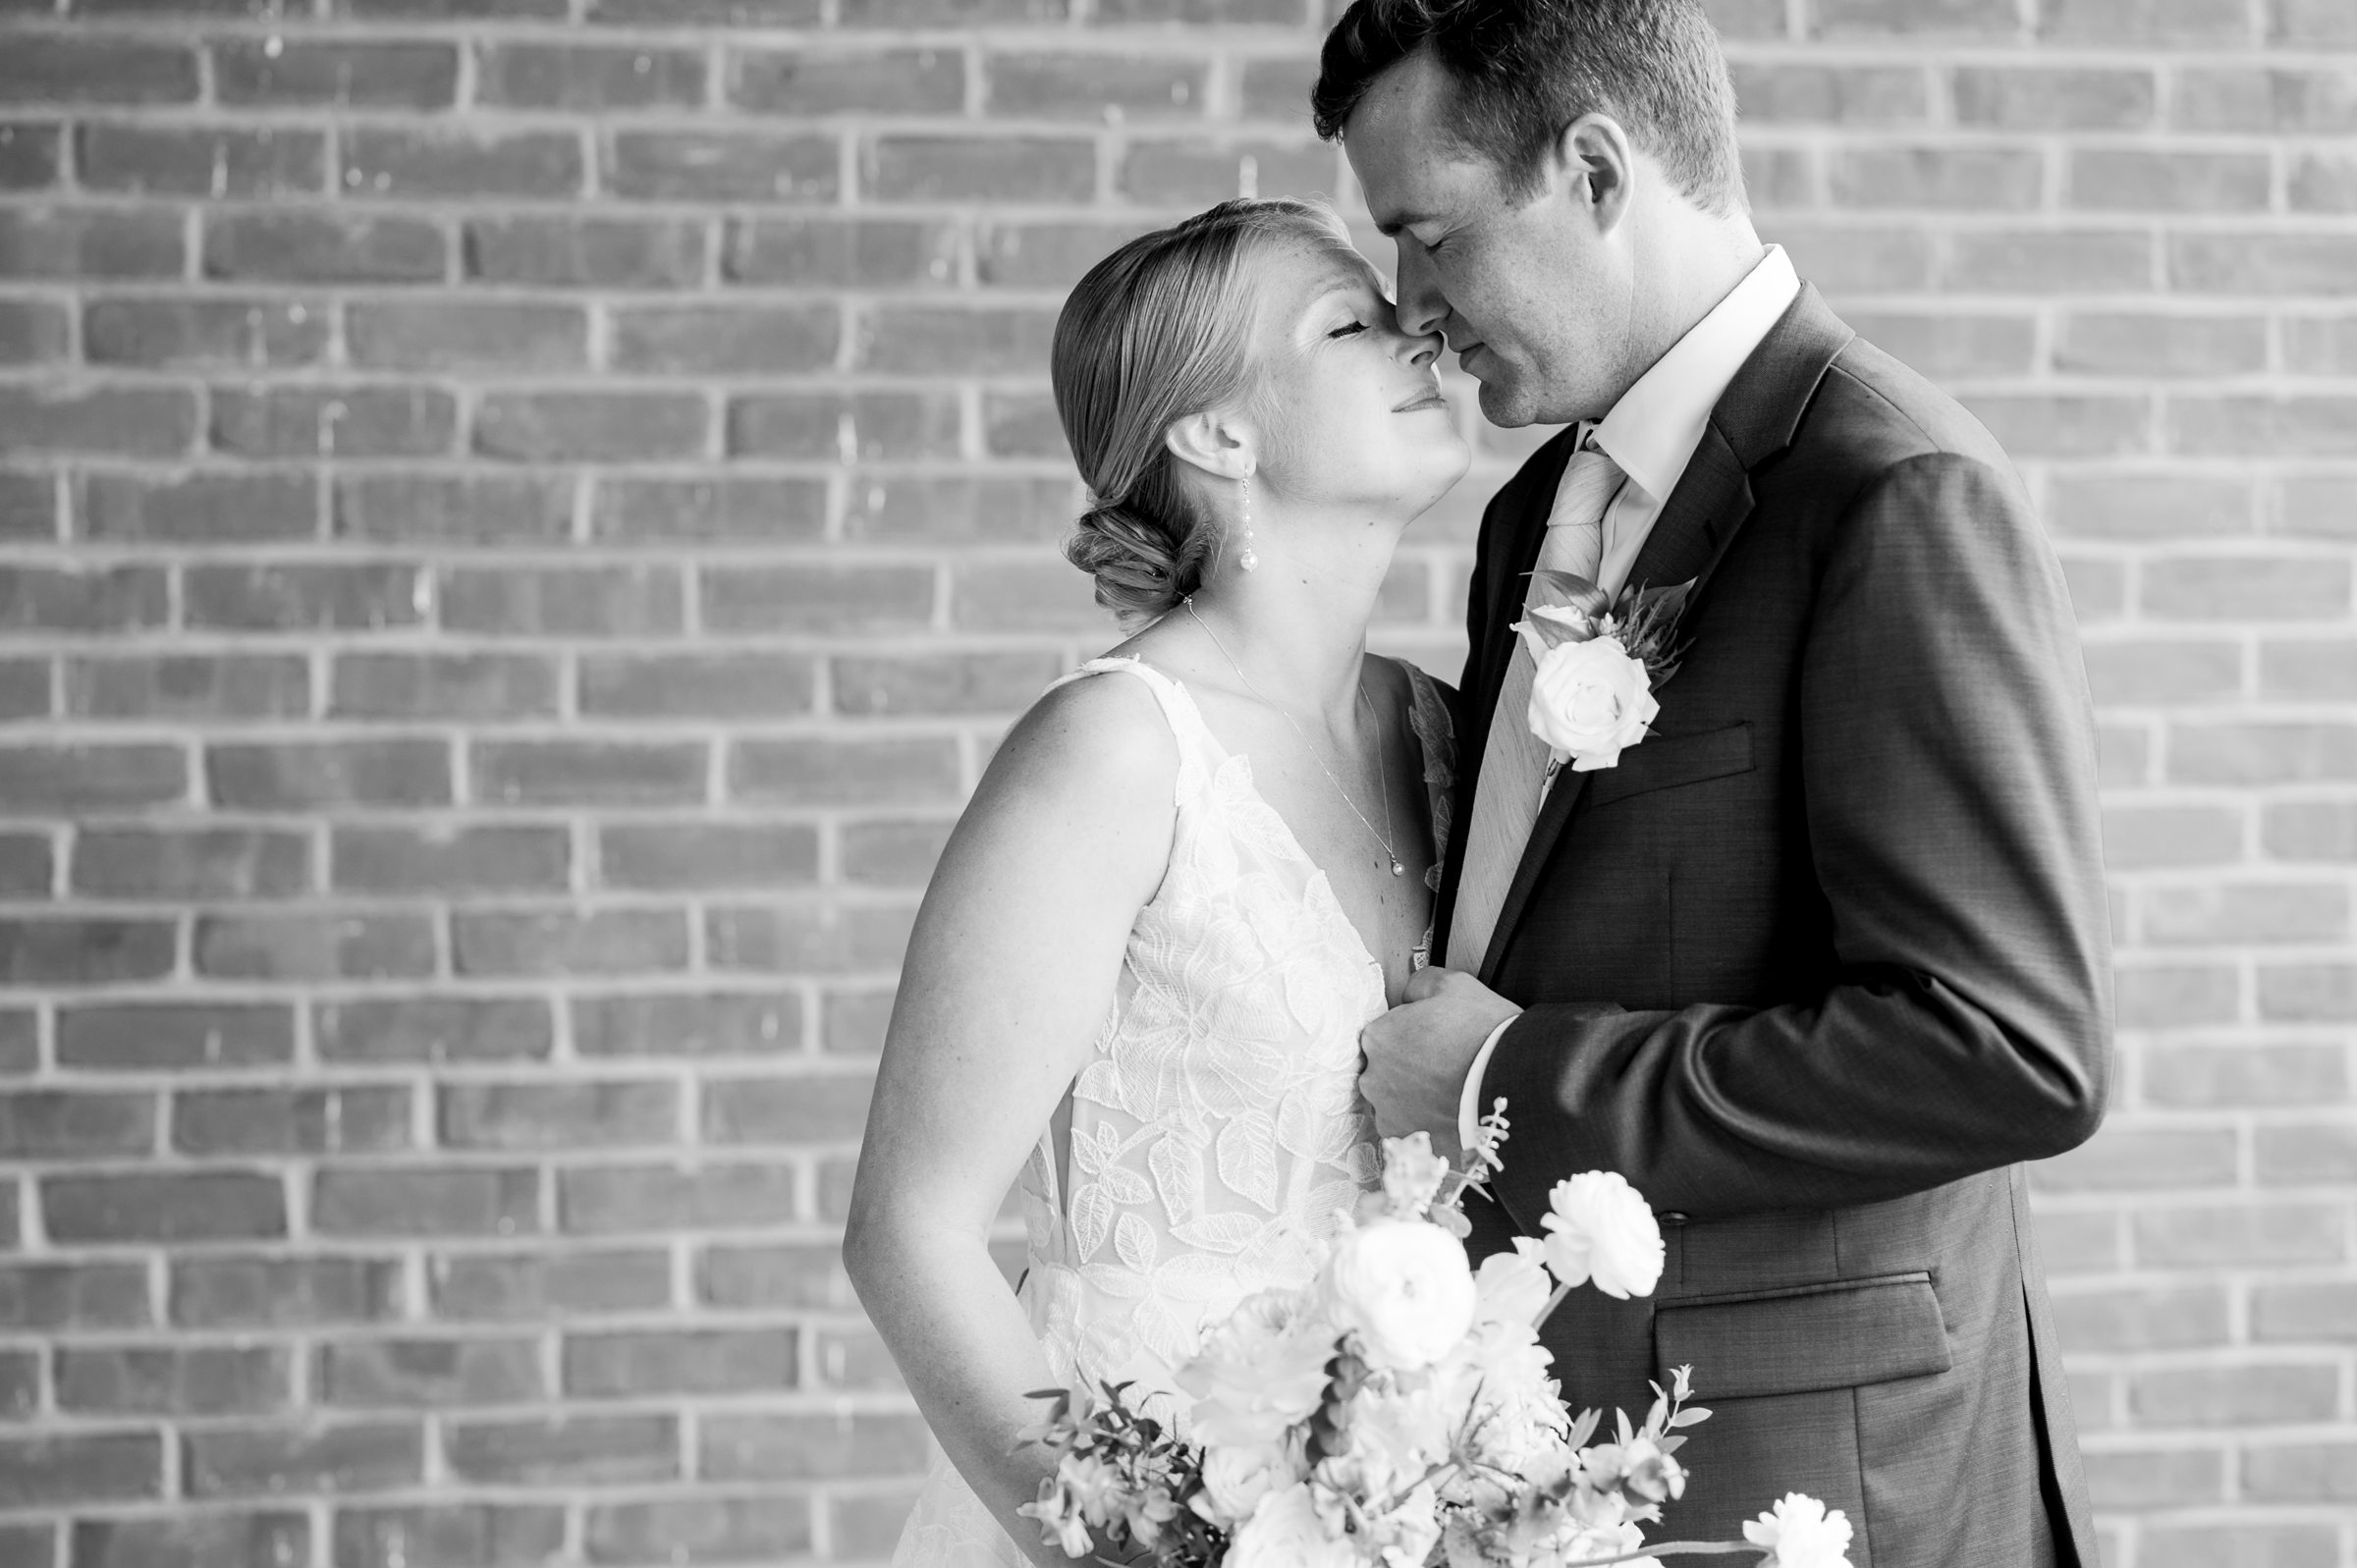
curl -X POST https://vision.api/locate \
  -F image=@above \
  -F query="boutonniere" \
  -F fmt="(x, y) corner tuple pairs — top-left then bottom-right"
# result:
(1512, 573), (1694, 775)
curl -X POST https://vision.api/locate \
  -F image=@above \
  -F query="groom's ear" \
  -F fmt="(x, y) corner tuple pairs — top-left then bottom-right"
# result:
(1164, 410), (1256, 483)
(1555, 114), (1636, 232)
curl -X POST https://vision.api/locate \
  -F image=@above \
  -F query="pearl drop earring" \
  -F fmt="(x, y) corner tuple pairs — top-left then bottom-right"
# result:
(1238, 472), (1259, 572)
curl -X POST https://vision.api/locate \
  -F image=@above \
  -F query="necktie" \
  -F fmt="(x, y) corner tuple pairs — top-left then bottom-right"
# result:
(1447, 441), (1626, 974)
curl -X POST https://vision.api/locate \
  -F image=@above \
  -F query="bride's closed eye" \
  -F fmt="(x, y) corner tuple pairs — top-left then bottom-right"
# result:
(1330, 319), (1370, 340)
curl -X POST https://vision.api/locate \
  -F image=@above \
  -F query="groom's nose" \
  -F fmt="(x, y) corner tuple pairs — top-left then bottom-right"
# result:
(1393, 243), (1451, 338)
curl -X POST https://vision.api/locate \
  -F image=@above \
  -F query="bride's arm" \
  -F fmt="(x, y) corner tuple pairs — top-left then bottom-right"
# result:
(844, 672), (1177, 1565)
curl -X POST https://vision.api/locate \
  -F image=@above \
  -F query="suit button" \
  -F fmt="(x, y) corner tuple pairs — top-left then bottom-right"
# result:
(1660, 1211), (1689, 1224)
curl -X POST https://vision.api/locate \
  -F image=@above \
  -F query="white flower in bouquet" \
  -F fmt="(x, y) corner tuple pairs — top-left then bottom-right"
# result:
(1540, 1171), (1666, 1300)
(1471, 1237), (1554, 1326)
(1577, 1432), (1686, 1509)
(1560, 1518), (1661, 1568)
(1325, 1217), (1479, 1371)
(1177, 1287), (1334, 1449)
(1379, 1130), (1452, 1217)
(1742, 1493), (1855, 1568)
(1192, 1438), (1303, 1529)
(1227, 1483), (1357, 1568)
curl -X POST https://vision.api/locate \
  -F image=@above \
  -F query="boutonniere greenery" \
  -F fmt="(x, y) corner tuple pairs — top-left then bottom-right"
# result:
(1512, 573), (1695, 775)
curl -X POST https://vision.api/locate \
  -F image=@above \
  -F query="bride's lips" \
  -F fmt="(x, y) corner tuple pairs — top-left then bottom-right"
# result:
(1393, 380), (1449, 413)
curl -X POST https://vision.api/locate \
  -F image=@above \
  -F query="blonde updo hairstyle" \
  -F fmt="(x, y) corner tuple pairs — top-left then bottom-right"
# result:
(1054, 198), (1363, 621)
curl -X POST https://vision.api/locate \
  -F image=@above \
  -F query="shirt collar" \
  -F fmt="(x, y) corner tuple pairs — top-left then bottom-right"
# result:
(1584, 244), (1801, 501)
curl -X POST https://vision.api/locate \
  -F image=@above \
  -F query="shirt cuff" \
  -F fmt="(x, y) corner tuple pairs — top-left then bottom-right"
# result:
(1456, 1012), (1522, 1154)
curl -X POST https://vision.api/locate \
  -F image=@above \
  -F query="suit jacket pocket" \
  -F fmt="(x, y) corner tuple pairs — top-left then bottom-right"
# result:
(1582, 721), (1754, 811)
(1652, 1271), (1951, 1398)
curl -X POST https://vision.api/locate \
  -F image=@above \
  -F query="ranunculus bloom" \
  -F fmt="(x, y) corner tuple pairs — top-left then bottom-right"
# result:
(1743, 1493), (1855, 1568)
(1228, 1484), (1357, 1568)
(1176, 1288), (1335, 1449)
(1194, 1440), (1299, 1528)
(1379, 1131), (1451, 1217)
(1541, 1171), (1665, 1300)
(1325, 1218), (1478, 1371)
(1520, 632), (1658, 772)
(1472, 1238), (1554, 1326)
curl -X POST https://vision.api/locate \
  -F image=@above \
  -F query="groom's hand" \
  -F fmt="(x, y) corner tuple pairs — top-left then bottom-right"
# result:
(1359, 967), (1521, 1159)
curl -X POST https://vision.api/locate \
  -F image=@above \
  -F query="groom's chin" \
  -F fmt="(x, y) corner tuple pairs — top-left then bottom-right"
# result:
(1472, 376), (1540, 430)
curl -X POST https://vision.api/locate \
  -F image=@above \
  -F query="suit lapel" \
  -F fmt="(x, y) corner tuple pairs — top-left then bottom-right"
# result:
(1473, 285), (1858, 985)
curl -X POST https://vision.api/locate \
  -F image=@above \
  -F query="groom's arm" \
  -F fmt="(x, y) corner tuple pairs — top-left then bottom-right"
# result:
(1481, 450), (2113, 1224)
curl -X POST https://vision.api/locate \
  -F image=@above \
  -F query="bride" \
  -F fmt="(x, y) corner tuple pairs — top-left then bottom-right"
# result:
(843, 196), (1472, 1568)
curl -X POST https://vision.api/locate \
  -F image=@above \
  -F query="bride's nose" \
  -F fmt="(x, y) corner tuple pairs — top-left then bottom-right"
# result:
(1399, 332), (1442, 369)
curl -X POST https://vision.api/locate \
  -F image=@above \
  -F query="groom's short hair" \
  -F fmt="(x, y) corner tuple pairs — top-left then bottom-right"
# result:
(1312, 0), (1744, 216)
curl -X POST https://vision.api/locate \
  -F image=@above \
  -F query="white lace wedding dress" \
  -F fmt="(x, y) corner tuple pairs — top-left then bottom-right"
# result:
(890, 654), (1456, 1568)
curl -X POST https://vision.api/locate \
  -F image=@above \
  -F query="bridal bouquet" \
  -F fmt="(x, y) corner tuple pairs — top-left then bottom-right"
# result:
(1016, 1117), (1852, 1568)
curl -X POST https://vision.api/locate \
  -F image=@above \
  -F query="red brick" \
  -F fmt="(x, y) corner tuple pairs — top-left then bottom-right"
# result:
(60, 1002), (294, 1071)
(987, 50), (1205, 119)
(0, 298), (67, 363)
(213, 40), (458, 107)
(314, 1168), (540, 1239)
(187, 562), (431, 632)
(473, 739), (705, 806)
(0, 1262), (151, 1330)
(2115, 962), (2243, 1026)
(591, 476), (825, 545)
(578, 652), (815, 720)
(701, 1411), (928, 1481)
(335, 473), (569, 544)
(2135, 1204), (2345, 1266)
(951, 559), (1105, 631)
(1813, 0), (2015, 29)
(572, 993), (802, 1057)
(0, 918), (174, 984)
(829, 1491), (927, 1561)
(1951, 68), (2154, 129)
(2056, 313), (2267, 377)
(0, 123), (59, 189)
(2258, 1123), (2357, 1183)
(2265, 801), (2357, 862)
(2243, 1443), (2357, 1502)
(474, 392), (707, 463)
(707, 902), (916, 973)
(0, 1090), (155, 1159)
(831, 650), (1063, 715)
(429, 1249), (673, 1321)
(0, 387), (196, 457)
(730, 736), (962, 805)
(605, 130), (837, 202)
(700, 1241), (855, 1309)
(2289, 151), (2357, 213)
(333, 1505), (566, 1568)
(349, 300), (587, 372)
(557, 1161), (795, 1233)
(842, 0), (1060, 17)
(2137, 1526), (2340, 1568)
(204, 212), (446, 285)
(0, 565), (168, 631)
(590, 0), (818, 19)
(729, 389), (958, 460)
(2278, 475), (2357, 539)
(72, 827), (311, 899)
(705, 563), (934, 634)
(842, 819), (955, 885)
(732, 47), (963, 114)
(73, 1513), (308, 1568)
(477, 43), (707, 109)
(0, 471), (56, 540)
(597, 822), (818, 891)
(2166, 722), (2357, 784)
(0, 39), (197, 104)
(43, 1172), (286, 1244)
(728, 214), (957, 289)
(1940, 229), (2153, 294)
(2259, 963), (2357, 1021)
(2052, 1284), (2231, 1352)
(1094, 0), (1294, 19)
(859, 303), (1055, 376)
(2171, 233), (2357, 296)
(441, 1081), (678, 1151)
(2171, 395), (2357, 456)
(217, 386), (459, 460)
(184, 1421), (423, 1498)
(981, 389), (1064, 458)
(2143, 883), (2346, 944)
(0, 659), (41, 721)
(1728, 63), (1925, 124)
(610, 303), (836, 373)
(329, 652), (561, 721)
(442, 565), (685, 637)
(193, 911), (436, 981)
(207, 737), (451, 809)
(55, 1346), (292, 1416)
(2147, 1044), (2346, 1108)
(973, 218), (1155, 288)
(0, 742), (185, 810)
(2040, 0), (2253, 42)
(171, 1257), (402, 1328)
(343, 129), (583, 200)
(444, 1415), (678, 1486)
(2036, 1126), (2240, 1191)
(176, 1084), (412, 1160)
(563, 1327), (795, 1397)
(451, 907), (691, 976)
(844, 474), (1078, 543)
(0, 833), (50, 895)
(702, 1072), (871, 1144)
(78, 470), (318, 544)
(2085, 1446), (2225, 1510)
(1120, 138), (1341, 205)
(0, 1432), (162, 1506)
(2047, 473), (2253, 540)
(869, 135), (1095, 203)
(824, 989), (895, 1054)
(466, 215), (708, 289)
(320, 1337), (544, 1408)
(76, 123), (326, 197)
(316, 998), (552, 1063)
(583, 1496), (811, 1565)
(2274, 0), (2357, 43)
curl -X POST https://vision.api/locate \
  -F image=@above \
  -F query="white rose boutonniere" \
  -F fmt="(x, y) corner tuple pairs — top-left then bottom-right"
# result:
(1513, 572), (1694, 775)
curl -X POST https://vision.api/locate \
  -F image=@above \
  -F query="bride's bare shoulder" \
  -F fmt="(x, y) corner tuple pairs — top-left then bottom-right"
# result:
(973, 660), (1179, 821)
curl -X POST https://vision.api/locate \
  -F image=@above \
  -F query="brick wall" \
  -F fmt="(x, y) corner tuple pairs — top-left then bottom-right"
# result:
(0, 0), (2350, 1565)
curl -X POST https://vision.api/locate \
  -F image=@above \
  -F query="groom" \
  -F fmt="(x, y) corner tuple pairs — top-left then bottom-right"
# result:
(1323, 2), (2112, 1565)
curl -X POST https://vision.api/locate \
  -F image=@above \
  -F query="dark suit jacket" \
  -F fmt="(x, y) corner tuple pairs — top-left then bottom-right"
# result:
(1440, 286), (2112, 1568)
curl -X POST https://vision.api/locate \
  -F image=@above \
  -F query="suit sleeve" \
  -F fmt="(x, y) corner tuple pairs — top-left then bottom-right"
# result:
(1481, 451), (2113, 1222)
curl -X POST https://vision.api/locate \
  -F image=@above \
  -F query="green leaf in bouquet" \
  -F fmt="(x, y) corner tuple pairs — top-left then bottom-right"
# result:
(1670, 1406), (1712, 1429)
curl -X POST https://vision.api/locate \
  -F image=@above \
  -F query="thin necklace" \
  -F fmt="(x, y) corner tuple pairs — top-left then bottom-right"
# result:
(1183, 596), (1405, 878)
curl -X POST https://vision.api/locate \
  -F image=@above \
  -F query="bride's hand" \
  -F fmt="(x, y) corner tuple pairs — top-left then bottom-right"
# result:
(1358, 966), (1520, 1157)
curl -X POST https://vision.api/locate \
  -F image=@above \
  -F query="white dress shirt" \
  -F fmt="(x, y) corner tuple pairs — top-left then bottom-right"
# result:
(1454, 245), (1802, 1152)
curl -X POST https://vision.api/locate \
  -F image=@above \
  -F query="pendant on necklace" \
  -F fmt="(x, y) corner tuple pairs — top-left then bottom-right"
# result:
(1390, 859), (1405, 877)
